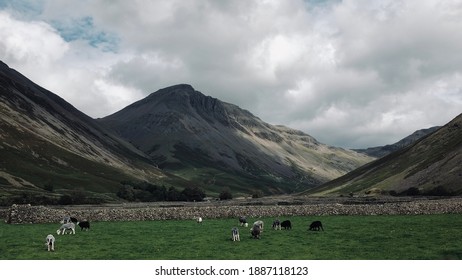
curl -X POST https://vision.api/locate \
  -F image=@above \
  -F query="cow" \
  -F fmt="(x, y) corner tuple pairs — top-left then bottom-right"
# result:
(281, 220), (292, 230)
(309, 221), (324, 231)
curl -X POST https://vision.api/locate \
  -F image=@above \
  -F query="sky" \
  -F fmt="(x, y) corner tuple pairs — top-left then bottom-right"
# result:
(1, 0), (461, 149)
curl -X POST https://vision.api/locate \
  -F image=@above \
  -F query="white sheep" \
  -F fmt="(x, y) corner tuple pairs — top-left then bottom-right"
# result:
(45, 234), (55, 251)
(57, 222), (75, 235)
(196, 217), (203, 224)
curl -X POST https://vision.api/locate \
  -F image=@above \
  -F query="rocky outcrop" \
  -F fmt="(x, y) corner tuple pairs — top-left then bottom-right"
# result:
(5, 198), (462, 224)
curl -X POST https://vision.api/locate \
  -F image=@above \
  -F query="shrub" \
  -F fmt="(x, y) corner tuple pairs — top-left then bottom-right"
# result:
(405, 187), (421, 196)
(181, 186), (206, 202)
(251, 189), (264, 198)
(219, 187), (233, 200)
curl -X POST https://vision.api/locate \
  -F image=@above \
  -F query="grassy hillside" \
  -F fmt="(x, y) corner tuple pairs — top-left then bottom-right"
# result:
(302, 113), (462, 197)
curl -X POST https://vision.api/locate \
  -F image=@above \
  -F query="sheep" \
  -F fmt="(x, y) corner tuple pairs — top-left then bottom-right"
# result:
(251, 224), (261, 239)
(238, 216), (248, 227)
(77, 221), (90, 231)
(231, 227), (240, 242)
(196, 217), (203, 224)
(281, 220), (292, 230)
(60, 216), (78, 224)
(57, 222), (75, 235)
(45, 234), (55, 251)
(253, 220), (264, 231)
(309, 221), (324, 231)
(272, 219), (281, 230)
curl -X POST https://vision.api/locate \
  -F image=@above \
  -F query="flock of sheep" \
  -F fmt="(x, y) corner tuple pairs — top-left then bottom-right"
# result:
(197, 216), (324, 242)
(45, 214), (322, 252)
(45, 216), (90, 252)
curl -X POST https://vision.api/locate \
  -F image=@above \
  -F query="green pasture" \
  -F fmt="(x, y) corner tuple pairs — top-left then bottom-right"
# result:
(1, 214), (461, 260)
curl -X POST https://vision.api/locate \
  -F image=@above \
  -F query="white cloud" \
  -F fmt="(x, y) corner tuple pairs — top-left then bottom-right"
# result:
(1, 0), (461, 148)
(0, 11), (68, 65)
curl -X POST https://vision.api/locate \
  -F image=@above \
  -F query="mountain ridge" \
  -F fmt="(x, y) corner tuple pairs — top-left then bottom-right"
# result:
(354, 126), (441, 158)
(99, 84), (373, 194)
(0, 61), (183, 205)
(301, 113), (462, 196)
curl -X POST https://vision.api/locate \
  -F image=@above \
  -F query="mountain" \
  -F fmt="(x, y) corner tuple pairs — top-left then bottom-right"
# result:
(0, 61), (179, 205)
(301, 113), (462, 196)
(98, 84), (373, 195)
(354, 126), (441, 158)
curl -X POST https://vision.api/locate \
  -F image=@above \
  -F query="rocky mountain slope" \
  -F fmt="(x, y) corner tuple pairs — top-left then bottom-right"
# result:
(301, 113), (462, 196)
(0, 61), (177, 205)
(354, 126), (440, 158)
(99, 84), (373, 195)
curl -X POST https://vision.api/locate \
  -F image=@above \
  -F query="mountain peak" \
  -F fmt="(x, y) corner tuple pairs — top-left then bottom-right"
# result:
(152, 84), (196, 95)
(143, 83), (228, 123)
(99, 84), (373, 193)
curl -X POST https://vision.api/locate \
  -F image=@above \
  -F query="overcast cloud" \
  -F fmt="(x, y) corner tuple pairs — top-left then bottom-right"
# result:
(1, 0), (461, 148)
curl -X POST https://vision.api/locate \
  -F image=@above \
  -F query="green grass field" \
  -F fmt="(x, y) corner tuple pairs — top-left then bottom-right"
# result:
(1, 214), (461, 260)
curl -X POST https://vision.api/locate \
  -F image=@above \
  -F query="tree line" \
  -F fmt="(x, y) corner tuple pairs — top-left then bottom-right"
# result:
(116, 181), (206, 202)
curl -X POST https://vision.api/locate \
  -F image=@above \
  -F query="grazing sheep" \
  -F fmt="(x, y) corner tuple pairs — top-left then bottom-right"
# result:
(61, 216), (78, 224)
(238, 216), (247, 227)
(272, 219), (281, 230)
(309, 221), (324, 231)
(45, 234), (55, 251)
(196, 217), (203, 224)
(251, 224), (261, 239)
(281, 220), (292, 230)
(77, 221), (90, 231)
(253, 220), (264, 231)
(231, 227), (240, 241)
(57, 222), (75, 235)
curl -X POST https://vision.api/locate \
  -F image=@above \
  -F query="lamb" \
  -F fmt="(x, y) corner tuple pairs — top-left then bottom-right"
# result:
(57, 222), (75, 235)
(45, 234), (55, 251)
(272, 219), (281, 230)
(231, 227), (240, 241)
(77, 221), (90, 231)
(196, 217), (203, 224)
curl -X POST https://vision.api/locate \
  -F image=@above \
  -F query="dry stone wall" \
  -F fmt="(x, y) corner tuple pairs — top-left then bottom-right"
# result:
(5, 197), (462, 224)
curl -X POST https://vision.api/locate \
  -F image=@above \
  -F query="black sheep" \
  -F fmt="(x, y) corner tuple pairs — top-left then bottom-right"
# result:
(281, 220), (292, 230)
(309, 221), (323, 231)
(77, 221), (90, 231)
